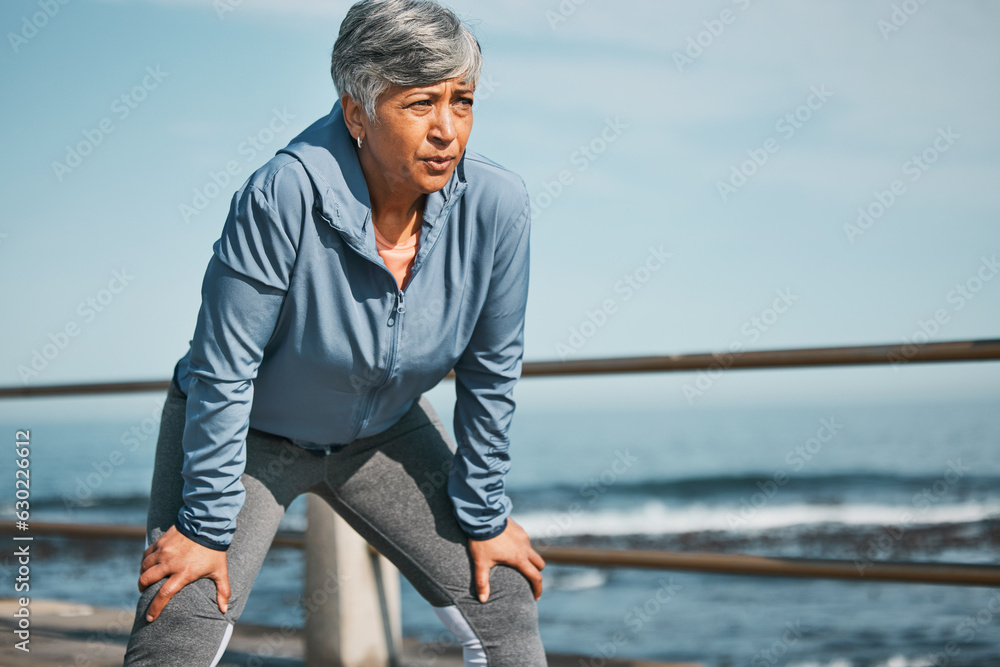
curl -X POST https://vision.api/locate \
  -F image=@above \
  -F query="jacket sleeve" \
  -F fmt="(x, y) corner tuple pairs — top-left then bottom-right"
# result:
(174, 170), (304, 551)
(449, 186), (531, 540)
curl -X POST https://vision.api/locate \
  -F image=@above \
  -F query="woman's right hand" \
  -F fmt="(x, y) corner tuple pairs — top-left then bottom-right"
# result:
(138, 523), (231, 622)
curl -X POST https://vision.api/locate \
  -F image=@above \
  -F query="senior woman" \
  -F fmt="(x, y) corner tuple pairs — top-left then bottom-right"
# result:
(122, 1), (545, 665)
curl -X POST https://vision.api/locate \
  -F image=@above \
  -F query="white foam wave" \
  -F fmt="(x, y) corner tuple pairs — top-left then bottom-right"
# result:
(789, 657), (934, 667)
(546, 569), (608, 591)
(517, 500), (1000, 538)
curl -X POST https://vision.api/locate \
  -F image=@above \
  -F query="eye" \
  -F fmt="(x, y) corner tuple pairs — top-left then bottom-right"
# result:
(456, 97), (474, 108)
(408, 99), (432, 109)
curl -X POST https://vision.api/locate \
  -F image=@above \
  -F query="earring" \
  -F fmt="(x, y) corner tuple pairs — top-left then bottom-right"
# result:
(357, 135), (363, 149)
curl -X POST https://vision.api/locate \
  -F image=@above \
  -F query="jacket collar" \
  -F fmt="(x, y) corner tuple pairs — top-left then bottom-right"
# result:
(277, 100), (468, 257)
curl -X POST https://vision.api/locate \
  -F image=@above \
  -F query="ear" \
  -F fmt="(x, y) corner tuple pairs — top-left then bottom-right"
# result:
(341, 93), (366, 141)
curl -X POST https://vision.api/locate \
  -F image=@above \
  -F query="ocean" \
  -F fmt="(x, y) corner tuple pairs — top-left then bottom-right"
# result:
(1, 395), (998, 666)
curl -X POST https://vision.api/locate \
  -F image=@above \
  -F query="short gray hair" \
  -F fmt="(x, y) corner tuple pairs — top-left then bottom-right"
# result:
(331, 0), (482, 121)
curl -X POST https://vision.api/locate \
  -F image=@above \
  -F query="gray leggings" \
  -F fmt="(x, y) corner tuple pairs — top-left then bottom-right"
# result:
(122, 381), (546, 666)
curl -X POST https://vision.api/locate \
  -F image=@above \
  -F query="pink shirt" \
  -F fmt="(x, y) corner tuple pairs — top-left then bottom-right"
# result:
(373, 223), (419, 290)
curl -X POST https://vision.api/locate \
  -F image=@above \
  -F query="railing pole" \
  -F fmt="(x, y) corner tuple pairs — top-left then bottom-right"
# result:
(304, 494), (401, 667)
(2, 338), (998, 398)
(7, 522), (1000, 587)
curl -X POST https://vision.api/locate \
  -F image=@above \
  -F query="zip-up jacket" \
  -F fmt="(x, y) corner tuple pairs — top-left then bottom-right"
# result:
(170, 100), (530, 550)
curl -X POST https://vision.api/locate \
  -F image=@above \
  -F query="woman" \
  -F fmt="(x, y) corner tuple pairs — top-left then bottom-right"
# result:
(122, 1), (546, 665)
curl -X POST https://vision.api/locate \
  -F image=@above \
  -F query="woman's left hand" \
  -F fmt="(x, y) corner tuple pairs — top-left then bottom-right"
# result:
(467, 517), (545, 603)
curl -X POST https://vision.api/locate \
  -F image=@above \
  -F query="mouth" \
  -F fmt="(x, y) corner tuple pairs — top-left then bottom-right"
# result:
(421, 156), (454, 172)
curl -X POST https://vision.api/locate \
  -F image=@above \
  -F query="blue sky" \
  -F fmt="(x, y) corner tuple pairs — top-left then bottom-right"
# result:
(1, 0), (998, 419)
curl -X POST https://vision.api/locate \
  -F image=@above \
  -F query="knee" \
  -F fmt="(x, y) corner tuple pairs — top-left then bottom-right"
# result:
(456, 565), (545, 665)
(125, 577), (236, 665)
(485, 564), (540, 632)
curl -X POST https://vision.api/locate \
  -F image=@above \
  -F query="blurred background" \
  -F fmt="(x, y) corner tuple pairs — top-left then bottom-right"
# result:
(1, 1), (998, 665)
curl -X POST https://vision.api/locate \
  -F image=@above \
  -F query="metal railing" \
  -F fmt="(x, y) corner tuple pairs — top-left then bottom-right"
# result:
(2, 337), (998, 588)
(3, 338), (998, 399)
(4, 520), (999, 588)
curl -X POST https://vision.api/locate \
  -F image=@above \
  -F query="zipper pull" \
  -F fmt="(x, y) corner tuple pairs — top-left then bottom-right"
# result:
(388, 290), (405, 327)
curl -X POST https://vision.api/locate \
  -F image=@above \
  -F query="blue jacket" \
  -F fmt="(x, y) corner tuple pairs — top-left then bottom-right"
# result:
(170, 100), (530, 550)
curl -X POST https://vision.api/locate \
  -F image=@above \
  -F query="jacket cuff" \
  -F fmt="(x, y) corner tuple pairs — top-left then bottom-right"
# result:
(462, 516), (509, 542)
(174, 516), (230, 552)
(169, 360), (187, 398)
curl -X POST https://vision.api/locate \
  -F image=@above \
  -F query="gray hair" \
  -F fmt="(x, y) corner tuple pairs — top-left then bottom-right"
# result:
(331, 0), (482, 121)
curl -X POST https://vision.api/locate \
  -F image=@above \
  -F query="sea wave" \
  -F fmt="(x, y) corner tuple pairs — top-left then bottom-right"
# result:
(788, 658), (935, 667)
(516, 500), (1000, 538)
(509, 471), (1000, 506)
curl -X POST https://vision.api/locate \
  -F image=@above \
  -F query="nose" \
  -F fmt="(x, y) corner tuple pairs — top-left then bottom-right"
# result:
(429, 106), (458, 145)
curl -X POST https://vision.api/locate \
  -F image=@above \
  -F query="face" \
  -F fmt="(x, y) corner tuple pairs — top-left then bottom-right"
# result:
(345, 77), (474, 201)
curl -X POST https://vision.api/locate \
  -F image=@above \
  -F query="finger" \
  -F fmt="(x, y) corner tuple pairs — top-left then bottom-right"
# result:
(213, 571), (231, 615)
(529, 568), (543, 601)
(142, 539), (159, 560)
(528, 548), (546, 571)
(139, 551), (160, 575)
(137, 564), (169, 593)
(145, 573), (190, 622)
(474, 559), (492, 603)
(518, 561), (544, 601)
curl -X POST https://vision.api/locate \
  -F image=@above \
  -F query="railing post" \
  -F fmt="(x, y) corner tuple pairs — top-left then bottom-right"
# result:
(304, 493), (401, 667)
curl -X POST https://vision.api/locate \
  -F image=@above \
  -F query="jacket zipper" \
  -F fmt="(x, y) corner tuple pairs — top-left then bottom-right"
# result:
(347, 260), (408, 442)
(337, 199), (454, 441)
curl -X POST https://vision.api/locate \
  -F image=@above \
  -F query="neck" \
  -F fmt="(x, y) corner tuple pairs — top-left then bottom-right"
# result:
(370, 194), (425, 245)
(357, 149), (425, 244)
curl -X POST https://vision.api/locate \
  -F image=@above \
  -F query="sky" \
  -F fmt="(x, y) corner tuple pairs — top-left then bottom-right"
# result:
(1, 0), (998, 421)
